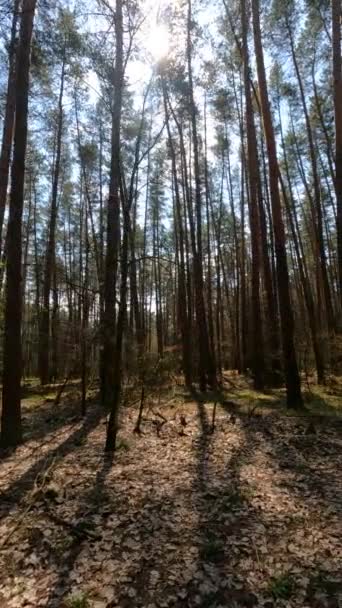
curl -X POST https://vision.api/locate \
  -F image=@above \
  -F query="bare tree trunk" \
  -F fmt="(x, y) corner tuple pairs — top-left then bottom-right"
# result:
(102, 0), (123, 412)
(241, 0), (265, 390)
(104, 0), (124, 451)
(1, 0), (37, 447)
(81, 207), (90, 416)
(204, 96), (217, 371)
(252, 0), (302, 407)
(277, 96), (326, 383)
(287, 17), (335, 332)
(162, 76), (192, 384)
(332, 0), (342, 304)
(0, 0), (20, 255)
(187, 0), (216, 390)
(39, 57), (65, 384)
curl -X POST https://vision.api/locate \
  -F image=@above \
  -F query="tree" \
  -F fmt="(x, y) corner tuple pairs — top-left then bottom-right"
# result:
(332, 0), (342, 302)
(251, 0), (303, 407)
(0, 0), (20, 256)
(1, 0), (37, 447)
(240, 0), (265, 390)
(186, 0), (216, 390)
(104, 0), (124, 451)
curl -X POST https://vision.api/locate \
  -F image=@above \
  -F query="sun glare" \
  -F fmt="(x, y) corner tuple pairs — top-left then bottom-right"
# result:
(146, 24), (170, 61)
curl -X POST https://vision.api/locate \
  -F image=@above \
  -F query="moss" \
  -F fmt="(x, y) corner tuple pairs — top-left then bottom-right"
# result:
(268, 573), (294, 600)
(65, 592), (89, 608)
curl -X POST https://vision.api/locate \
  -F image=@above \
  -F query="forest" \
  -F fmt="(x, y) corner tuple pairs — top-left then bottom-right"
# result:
(0, 0), (341, 606)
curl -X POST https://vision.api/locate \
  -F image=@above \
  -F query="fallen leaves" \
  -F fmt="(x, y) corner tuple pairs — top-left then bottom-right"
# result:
(0, 398), (341, 607)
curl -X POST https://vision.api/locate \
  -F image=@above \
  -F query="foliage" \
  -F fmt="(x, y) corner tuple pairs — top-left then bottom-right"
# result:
(268, 573), (295, 600)
(65, 592), (90, 608)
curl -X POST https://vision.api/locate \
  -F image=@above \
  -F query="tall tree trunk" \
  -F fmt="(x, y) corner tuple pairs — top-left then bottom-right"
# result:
(104, 0), (124, 451)
(39, 57), (65, 384)
(81, 207), (90, 416)
(102, 0), (123, 412)
(187, 0), (216, 390)
(241, 0), (265, 390)
(1, 0), (37, 447)
(277, 96), (326, 383)
(259, 131), (282, 379)
(204, 96), (217, 371)
(240, 147), (248, 373)
(0, 0), (20, 255)
(287, 17), (335, 332)
(332, 0), (342, 303)
(252, 0), (302, 406)
(162, 76), (192, 384)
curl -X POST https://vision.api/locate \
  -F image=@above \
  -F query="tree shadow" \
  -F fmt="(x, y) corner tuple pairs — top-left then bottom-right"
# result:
(190, 395), (342, 607)
(45, 451), (115, 607)
(0, 405), (103, 522)
(0, 386), (90, 463)
(3, 388), (341, 607)
(188, 393), (262, 607)
(252, 413), (342, 515)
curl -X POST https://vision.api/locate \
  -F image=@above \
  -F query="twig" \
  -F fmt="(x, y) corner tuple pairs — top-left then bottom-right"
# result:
(42, 505), (100, 540)
(134, 383), (145, 434)
(248, 404), (259, 418)
(210, 402), (217, 433)
(151, 409), (168, 423)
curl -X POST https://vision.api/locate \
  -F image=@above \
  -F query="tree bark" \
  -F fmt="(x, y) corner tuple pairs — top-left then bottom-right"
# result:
(104, 0), (124, 450)
(1, 0), (37, 447)
(162, 76), (192, 384)
(39, 57), (65, 384)
(187, 0), (216, 390)
(332, 0), (342, 303)
(0, 0), (20, 256)
(287, 17), (335, 332)
(252, 0), (303, 407)
(102, 0), (123, 412)
(241, 0), (265, 390)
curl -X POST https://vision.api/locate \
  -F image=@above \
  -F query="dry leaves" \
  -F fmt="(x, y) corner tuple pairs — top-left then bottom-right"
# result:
(0, 396), (341, 607)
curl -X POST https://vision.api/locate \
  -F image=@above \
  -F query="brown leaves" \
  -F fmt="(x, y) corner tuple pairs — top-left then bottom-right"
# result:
(0, 401), (341, 607)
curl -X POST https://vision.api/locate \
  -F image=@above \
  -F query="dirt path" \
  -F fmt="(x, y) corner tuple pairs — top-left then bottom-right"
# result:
(0, 394), (341, 608)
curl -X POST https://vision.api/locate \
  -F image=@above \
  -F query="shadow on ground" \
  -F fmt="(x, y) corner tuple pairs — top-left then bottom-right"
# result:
(0, 404), (103, 522)
(1, 381), (341, 608)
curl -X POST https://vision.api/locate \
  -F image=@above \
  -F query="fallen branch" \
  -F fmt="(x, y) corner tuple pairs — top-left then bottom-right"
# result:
(42, 504), (100, 541)
(210, 402), (217, 433)
(247, 404), (259, 418)
(151, 409), (168, 423)
(134, 383), (146, 434)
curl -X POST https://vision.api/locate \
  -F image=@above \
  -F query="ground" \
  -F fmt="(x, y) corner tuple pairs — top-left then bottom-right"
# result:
(0, 374), (341, 608)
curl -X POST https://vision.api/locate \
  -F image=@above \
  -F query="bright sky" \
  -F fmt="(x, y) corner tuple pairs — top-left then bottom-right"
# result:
(82, 0), (221, 159)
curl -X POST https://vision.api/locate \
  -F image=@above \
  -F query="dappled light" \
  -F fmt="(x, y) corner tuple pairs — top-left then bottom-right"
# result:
(0, 0), (341, 605)
(1, 379), (341, 606)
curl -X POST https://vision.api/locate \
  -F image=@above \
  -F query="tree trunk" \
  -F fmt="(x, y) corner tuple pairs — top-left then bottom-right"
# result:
(1, 0), (37, 447)
(102, 0), (123, 412)
(277, 97), (326, 383)
(252, 0), (303, 407)
(241, 0), (265, 390)
(332, 0), (342, 303)
(39, 57), (65, 384)
(0, 0), (20, 256)
(187, 0), (216, 390)
(104, 0), (124, 450)
(287, 18), (335, 332)
(162, 76), (192, 384)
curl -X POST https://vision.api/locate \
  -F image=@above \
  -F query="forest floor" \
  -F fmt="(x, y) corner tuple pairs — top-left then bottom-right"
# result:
(0, 373), (341, 608)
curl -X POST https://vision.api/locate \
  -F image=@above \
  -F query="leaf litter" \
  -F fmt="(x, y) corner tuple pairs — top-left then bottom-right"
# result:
(0, 392), (341, 608)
